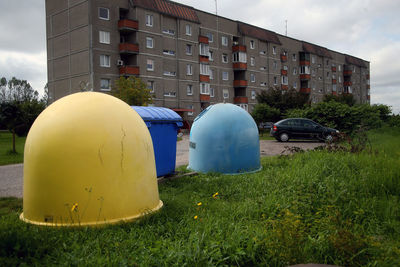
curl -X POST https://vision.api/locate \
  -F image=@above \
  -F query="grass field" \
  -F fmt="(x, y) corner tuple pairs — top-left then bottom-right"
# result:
(1, 127), (400, 266)
(0, 132), (26, 166)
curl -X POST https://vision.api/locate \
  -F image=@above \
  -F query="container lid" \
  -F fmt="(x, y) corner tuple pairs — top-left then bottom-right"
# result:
(132, 106), (183, 122)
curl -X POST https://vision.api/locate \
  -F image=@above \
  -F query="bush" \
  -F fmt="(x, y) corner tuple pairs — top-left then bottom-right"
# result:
(251, 104), (280, 125)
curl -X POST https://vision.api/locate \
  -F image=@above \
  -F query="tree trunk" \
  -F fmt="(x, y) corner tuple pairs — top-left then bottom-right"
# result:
(12, 130), (16, 153)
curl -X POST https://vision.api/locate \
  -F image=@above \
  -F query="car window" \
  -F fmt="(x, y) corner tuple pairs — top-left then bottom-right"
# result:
(302, 120), (313, 127)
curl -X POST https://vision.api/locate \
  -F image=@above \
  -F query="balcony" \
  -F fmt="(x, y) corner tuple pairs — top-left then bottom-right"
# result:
(332, 91), (338, 96)
(300, 88), (311, 94)
(281, 85), (288, 90)
(343, 70), (352, 76)
(199, 55), (209, 63)
(119, 43), (139, 54)
(300, 74), (311, 80)
(332, 66), (337, 72)
(198, 35), (209, 44)
(233, 62), (247, 70)
(299, 60), (310, 66)
(367, 84), (370, 89)
(367, 95), (370, 100)
(119, 66), (139, 76)
(280, 54), (287, 62)
(332, 79), (337, 84)
(234, 96), (248, 104)
(200, 94), (210, 102)
(199, 75), (210, 83)
(232, 45), (246, 52)
(233, 80), (248, 87)
(118, 19), (138, 32)
(344, 81), (352, 86)
(366, 74), (370, 79)
(281, 69), (288, 76)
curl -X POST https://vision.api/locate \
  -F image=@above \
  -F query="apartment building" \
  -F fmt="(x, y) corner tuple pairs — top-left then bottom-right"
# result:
(45, 0), (371, 122)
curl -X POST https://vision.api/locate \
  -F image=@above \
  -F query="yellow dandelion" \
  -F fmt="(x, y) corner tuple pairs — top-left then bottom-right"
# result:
(194, 215), (198, 220)
(212, 192), (219, 198)
(71, 203), (78, 212)
(197, 202), (202, 206)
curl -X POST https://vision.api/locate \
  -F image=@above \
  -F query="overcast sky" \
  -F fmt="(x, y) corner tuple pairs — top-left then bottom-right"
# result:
(1, 0), (399, 113)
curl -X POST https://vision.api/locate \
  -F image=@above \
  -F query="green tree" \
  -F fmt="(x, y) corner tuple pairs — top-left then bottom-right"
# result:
(111, 76), (153, 106)
(323, 93), (356, 106)
(251, 103), (280, 125)
(0, 102), (24, 153)
(256, 87), (309, 114)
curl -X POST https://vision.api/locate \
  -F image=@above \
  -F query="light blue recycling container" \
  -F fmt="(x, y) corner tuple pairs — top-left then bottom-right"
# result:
(188, 103), (261, 174)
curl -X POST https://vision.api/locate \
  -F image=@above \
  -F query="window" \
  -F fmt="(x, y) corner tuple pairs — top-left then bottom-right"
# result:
(332, 84), (337, 92)
(222, 36), (228, 46)
(273, 76), (278, 85)
(99, 31), (110, 44)
(222, 71), (229, 80)
(223, 89), (229, 99)
(200, 63), (209, 75)
(283, 65), (288, 70)
(209, 51), (214, 61)
(327, 71), (330, 78)
(339, 76), (342, 83)
(186, 44), (192, 55)
(162, 29), (175, 35)
(338, 65), (342, 71)
(187, 84), (193, 95)
(100, 55), (110, 67)
(185, 24), (192, 36)
(292, 53), (297, 61)
(146, 59), (154, 71)
(209, 69), (214, 80)
(260, 82), (267, 86)
(250, 73), (255, 83)
(100, 79), (111, 91)
(186, 64), (192, 75)
(222, 53), (228, 63)
(146, 37), (154, 48)
(146, 14), (153, 27)
(163, 71), (176, 76)
(199, 43), (209, 56)
(187, 105), (194, 116)
(353, 66), (356, 73)
(272, 46), (276, 55)
(300, 65), (310, 74)
(250, 57), (255, 66)
(210, 87), (214, 97)
(311, 56), (316, 64)
(251, 90), (256, 100)
(147, 81), (155, 93)
(232, 52), (247, 63)
(260, 51), (266, 55)
(326, 59), (329, 66)
(206, 32), (213, 42)
(163, 50), (175, 56)
(281, 76), (288, 85)
(311, 69), (316, 77)
(99, 7), (109, 20)
(260, 66), (267, 71)
(200, 83), (210, 95)
(293, 67), (297, 75)
(293, 81), (297, 89)
(164, 92), (176, 97)
(250, 40), (255, 49)
(237, 104), (248, 112)
(273, 60), (277, 70)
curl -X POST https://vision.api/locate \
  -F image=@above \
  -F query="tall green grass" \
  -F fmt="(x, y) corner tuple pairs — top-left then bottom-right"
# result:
(1, 128), (400, 266)
(0, 132), (25, 165)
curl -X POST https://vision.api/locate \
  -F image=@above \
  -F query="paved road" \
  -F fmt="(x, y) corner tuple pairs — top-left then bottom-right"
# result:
(0, 135), (322, 198)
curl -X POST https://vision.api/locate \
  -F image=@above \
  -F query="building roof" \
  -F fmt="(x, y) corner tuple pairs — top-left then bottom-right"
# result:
(345, 55), (367, 68)
(132, 0), (200, 23)
(238, 22), (281, 45)
(302, 42), (332, 58)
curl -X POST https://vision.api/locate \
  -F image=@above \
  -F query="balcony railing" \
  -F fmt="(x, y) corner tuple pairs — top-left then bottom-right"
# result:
(332, 79), (337, 84)
(280, 55), (287, 62)
(199, 75), (210, 83)
(281, 85), (288, 90)
(119, 43), (139, 54)
(119, 66), (139, 75)
(332, 66), (337, 72)
(332, 91), (338, 96)
(343, 70), (353, 76)
(344, 81), (352, 86)
(281, 69), (288, 76)
(198, 36), (209, 44)
(300, 74), (311, 80)
(300, 88), (311, 94)
(232, 45), (246, 52)
(200, 94), (210, 102)
(233, 62), (247, 70)
(299, 60), (310, 66)
(233, 80), (248, 87)
(234, 96), (248, 104)
(199, 55), (209, 63)
(118, 19), (138, 32)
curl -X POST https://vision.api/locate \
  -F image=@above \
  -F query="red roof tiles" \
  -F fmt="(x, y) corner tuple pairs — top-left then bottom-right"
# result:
(238, 22), (281, 45)
(345, 55), (367, 68)
(132, 0), (199, 23)
(302, 42), (332, 58)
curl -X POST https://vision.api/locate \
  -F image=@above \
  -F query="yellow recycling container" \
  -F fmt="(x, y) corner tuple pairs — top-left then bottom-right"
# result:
(20, 92), (163, 226)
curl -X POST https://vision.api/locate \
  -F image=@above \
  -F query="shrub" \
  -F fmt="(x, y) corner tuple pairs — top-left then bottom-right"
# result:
(251, 103), (280, 125)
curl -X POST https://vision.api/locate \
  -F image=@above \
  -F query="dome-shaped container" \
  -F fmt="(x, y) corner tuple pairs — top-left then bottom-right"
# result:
(20, 92), (163, 226)
(188, 103), (261, 174)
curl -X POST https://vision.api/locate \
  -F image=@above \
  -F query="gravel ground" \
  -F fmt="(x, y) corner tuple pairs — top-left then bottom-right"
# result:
(0, 135), (323, 198)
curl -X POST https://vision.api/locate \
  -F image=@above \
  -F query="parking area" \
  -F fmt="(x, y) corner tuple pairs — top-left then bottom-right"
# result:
(0, 135), (323, 198)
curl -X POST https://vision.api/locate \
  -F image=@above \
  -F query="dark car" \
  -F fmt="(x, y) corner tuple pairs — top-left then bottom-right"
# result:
(270, 118), (339, 142)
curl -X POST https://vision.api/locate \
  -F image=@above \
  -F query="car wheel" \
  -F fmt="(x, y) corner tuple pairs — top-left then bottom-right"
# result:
(325, 134), (333, 142)
(279, 133), (289, 142)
